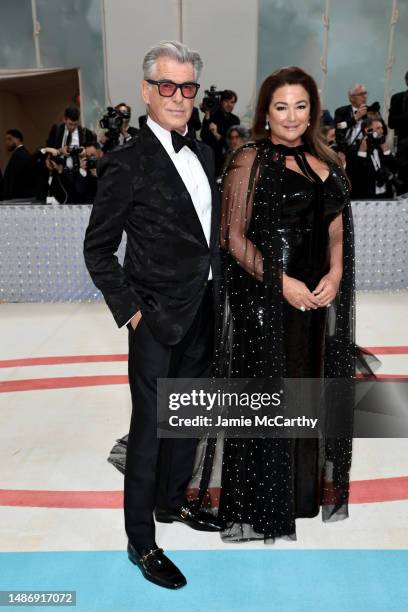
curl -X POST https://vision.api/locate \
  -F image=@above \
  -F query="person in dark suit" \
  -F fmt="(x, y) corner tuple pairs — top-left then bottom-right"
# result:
(46, 106), (94, 163)
(334, 84), (368, 153)
(348, 117), (397, 199)
(100, 102), (139, 153)
(388, 71), (408, 193)
(201, 90), (240, 175)
(2, 129), (35, 200)
(84, 41), (222, 590)
(388, 71), (408, 149)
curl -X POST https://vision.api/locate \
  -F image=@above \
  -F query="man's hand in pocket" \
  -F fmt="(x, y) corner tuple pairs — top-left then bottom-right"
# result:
(130, 311), (142, 331)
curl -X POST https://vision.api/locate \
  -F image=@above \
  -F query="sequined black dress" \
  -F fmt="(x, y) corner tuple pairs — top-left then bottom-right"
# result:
(194, 140), (359, 542)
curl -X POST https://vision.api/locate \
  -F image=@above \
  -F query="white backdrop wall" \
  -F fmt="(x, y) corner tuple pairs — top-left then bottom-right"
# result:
(103, 0), (259, 125)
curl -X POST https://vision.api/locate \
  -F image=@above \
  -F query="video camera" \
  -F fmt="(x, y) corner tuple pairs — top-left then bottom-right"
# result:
(100, 106), (131, 150)
(100, 106), (130, 133)
(366, 101), (381, 115)
(200, 86), (224, 114)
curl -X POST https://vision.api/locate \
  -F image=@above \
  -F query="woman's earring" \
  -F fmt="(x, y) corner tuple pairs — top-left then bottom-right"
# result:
(265, 117), (270, 130)
(307, 120), (311, 126)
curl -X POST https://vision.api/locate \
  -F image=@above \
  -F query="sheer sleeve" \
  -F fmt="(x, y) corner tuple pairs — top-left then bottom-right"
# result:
(221, 146), (264, 282)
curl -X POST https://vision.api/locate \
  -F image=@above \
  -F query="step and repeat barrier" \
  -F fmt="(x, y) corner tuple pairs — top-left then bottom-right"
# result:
(0, 200), (407, 302)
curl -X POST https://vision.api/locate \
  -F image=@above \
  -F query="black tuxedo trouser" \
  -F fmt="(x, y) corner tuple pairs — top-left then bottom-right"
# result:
(124, 283), (214, 548)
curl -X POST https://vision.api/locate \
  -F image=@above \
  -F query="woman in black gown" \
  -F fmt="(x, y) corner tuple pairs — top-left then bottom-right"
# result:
(196, 67), (361, 542)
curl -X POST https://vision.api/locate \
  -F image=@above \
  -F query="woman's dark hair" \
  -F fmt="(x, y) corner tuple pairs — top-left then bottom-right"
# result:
(253, 66), (340, 166)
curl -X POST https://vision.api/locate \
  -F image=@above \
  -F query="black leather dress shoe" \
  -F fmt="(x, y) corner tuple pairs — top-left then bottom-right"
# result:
(155, 505), (224, 532)
(127, 541), (186, 589)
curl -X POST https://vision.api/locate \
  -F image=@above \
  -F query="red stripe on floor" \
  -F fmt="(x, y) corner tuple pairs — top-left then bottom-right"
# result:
(0, 476), (407, 508)
(1, 373), (407, 393)
(0, 355), (127, 368)
(0, 375), (128, 393)
(0, 346), (406, 370)
(364, 346), (408, 355)
(349, 476), (408, 503)
(0, 490), (123, 509)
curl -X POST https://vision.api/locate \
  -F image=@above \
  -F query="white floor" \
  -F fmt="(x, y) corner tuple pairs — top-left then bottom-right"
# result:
(0, 293), (407, 552)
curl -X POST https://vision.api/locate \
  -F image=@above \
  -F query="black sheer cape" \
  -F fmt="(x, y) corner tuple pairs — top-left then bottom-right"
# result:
(190, 139), (374, 541)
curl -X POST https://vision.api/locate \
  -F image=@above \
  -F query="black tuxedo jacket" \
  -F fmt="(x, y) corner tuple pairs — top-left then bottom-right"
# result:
(348, 150), (397, 199)
(46, 124), (95, 148)
(334, 104), (356, 130)
(388, 90), (408, 143)
(84, 123), (221, 346)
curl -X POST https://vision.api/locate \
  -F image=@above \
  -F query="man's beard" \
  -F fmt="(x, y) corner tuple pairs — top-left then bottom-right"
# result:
(7, 144), (17, 152)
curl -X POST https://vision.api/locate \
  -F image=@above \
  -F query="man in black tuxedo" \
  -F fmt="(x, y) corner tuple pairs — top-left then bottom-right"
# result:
(348, 117), (397, 199)
(334, 84), (368, 154)
(46, 106), (94, 168)
(2, 129), (35, 200)
(388, 71), (408, 193)
(84, 41), (222, 589)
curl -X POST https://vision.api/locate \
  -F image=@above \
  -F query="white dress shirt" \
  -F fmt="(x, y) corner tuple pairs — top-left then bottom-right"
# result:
(147, 116), (212, 255)
(357, 147), (391, 195)
(347, 106), (363, 146)
(62, 127), (80, 170)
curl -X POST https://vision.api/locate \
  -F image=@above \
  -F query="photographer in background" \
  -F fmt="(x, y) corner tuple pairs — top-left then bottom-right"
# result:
(46, 106), (95, 170)
(348, 117), (397, 199)
(100, 103), (138, 152)
(73, 142), (104, 202)
(388, 71), (408, 194)
(335, 84), (370, 153)
(200, 88), (240, 174)
(35, 142), (103, 204)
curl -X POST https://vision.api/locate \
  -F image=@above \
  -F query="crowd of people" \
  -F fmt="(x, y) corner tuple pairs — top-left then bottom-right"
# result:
(1, 72), (408, 203)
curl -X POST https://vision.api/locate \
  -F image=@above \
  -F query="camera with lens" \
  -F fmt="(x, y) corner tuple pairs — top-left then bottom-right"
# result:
(366, 101), (381, 115)
(85, 155), (98, 171)
(366, 128), (385, 150)
(45, 152), (65, 166)
(200, 85), (223, 114)
(66, 145), (83, 172)
(100, 106), (131, 150)
(99, 106), (128, 132)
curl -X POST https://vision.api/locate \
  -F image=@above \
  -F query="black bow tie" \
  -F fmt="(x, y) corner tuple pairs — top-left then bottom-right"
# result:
(171, 130), (198, 154)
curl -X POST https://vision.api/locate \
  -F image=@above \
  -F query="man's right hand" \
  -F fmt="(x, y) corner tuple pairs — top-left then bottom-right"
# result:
(359, 137), (368, 152)
(130, 311), (142, 330)
(355, 105), (367, 121)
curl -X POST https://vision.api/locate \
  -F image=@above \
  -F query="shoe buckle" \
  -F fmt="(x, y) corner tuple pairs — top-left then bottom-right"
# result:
(141, 547), (162, 563)
(180, 506), (191, 520)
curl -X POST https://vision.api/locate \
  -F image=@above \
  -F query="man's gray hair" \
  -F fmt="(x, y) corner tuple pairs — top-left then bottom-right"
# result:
(143, 41), (203, 81)
(348, 83), (366, 96)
